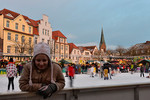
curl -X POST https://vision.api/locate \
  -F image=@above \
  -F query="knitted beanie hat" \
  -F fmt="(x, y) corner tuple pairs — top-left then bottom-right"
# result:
(33, 42), (51, 60)
(29, 42), (55, 86)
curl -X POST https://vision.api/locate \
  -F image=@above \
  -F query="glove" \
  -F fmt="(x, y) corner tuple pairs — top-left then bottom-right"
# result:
(37, 83), (57, 99)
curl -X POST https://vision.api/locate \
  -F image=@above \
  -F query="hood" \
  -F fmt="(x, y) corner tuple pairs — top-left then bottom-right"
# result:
(29, 42), (55, 86)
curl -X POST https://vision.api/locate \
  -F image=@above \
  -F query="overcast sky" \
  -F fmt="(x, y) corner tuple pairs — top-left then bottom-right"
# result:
(1, 0), (150, 49)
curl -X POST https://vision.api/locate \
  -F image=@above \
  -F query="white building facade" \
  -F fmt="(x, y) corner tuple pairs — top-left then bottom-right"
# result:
(37, 14), (52, 46)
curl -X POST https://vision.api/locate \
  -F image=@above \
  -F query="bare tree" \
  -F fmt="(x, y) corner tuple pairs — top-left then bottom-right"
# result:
(115, 45), (126, 56)
(106, 49), (115, 56)
(11, 38), (33, 55)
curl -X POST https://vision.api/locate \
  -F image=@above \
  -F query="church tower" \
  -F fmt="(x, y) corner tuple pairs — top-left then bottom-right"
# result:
(99, 26), (106, 52)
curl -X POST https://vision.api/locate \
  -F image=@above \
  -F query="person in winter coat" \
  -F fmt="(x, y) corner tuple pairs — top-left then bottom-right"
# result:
(95, 63), (98, 76)
(19, 42), (65, 99)
(68, 64), (75, 87)
(131, 63), (134, 74)
(90, 63), (95, 77)
(6, 58), (17, 91)
(140, 65), (145, 77)
(103, 63), (110, 80)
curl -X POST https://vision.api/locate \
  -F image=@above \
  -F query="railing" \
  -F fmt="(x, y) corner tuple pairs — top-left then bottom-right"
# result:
(1, 83), (150, 100)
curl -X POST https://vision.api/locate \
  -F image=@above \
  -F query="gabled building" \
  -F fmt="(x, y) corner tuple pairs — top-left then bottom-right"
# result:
(83, 46), (98, 55)
(83, 46), (99, 60)
(78, 46), (92, 63)
(52, 30), (69, 61)
(0, 8), (53, 60)
(37, 14), (52, 45)
(0, 8), (36, 60)
(68, 43), (81, 64)
(128, 41), (150, 56)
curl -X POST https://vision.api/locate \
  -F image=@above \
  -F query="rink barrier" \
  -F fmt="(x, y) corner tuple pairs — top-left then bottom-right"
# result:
(1, 83), (150, 100)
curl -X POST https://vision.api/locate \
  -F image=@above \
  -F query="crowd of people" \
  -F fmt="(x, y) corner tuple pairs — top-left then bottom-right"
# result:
(64, 61), (150, 82)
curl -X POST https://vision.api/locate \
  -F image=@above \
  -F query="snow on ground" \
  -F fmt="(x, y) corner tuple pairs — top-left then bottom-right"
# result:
(0, 72), (150, 93)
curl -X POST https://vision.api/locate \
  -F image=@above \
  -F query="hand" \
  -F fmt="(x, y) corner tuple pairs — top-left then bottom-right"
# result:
(37, 83), (57, 99)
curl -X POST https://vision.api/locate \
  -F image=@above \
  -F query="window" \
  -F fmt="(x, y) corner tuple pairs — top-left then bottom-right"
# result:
(65, 39), (67, 43)
(42, 38), (44, 42)
(15, 23), (18, 30)
(78, 51), (79, 54)
(61, 45), (63, 50)
(6, 20), (10, 27)
(45, 22), (47, 26)
(29, 37), (32, 44)
(6, 13), (13, 17)
(21, 36), (25, 43)
(7, 46), (11, 53)
(22, 25), (25, 31)
(45, 29), (47, 35)
(28, 46), (32, 54)
(15, 34), (18, 42)
(35, 37), (37, 44)
(56, 44), (58, 49)
(42, 29), (44, 34)
(141, 50), (144, 53)
(65, 46), (68, 50)
(74, 50), (76, 54)
(65, 55), (68, 58)
(29, 27), (31, 33)
(47, 30), (49, 36)
(61, 54), (63, 57)
(85, 52), (89, 55)
(47, 40), (50, 44)
(60, 38), (63, 43)
(8, 33), (11, 40)
(15, 47), (18, 53)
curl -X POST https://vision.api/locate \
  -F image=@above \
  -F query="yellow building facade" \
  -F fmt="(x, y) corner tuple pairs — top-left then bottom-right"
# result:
(0, 9), (35, 60)
(52, 30), (69, 62)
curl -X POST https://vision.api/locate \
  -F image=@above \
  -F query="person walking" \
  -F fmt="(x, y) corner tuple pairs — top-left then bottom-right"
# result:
(90, 63), (95, 78)
(103, 63), (110, 80)
(6, 58), (17, 91)
(140, 65), (145, 77)
(100, 65), (104, 78)
(68, 64), (75, 87)
(95, 63), (98, 76)
(19, 42), (65, 99)
(65, 64), (68, 77)
(131, 63), (134, 74)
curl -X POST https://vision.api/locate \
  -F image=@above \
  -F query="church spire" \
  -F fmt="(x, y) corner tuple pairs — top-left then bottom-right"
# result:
(99, 26), (106, 52)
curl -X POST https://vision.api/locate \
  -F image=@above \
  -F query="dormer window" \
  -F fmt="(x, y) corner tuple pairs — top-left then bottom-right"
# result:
(26, 19), (30, 23)
(45, 22), (47, 26)
(6, 13), (13, 18)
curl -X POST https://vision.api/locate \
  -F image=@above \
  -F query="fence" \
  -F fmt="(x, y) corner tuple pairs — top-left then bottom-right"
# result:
(0, 83), (150, 100)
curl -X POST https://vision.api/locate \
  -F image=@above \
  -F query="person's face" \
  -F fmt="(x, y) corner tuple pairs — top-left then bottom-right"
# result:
(35, 54), (49, 70)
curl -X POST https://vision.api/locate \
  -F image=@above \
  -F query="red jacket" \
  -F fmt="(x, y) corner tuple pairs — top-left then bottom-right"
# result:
(68, 66), (74, 77)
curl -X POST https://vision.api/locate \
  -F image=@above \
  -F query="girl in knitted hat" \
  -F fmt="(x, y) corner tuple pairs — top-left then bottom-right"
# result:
(19, 42), (65, 99)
